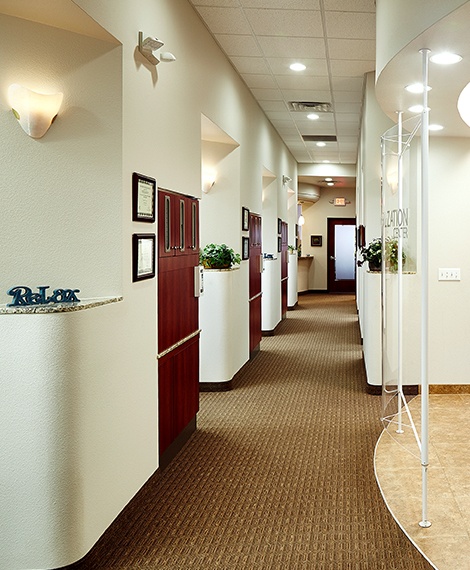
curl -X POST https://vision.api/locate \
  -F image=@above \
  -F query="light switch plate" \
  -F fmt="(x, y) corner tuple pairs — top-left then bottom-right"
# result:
(438, 268), (460, 281)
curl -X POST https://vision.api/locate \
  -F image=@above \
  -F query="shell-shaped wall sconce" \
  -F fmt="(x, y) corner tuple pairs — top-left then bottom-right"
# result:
(8, 84), (63, 139)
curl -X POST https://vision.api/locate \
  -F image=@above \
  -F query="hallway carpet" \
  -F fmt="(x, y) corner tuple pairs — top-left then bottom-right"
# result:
(68, 294), (433, 570)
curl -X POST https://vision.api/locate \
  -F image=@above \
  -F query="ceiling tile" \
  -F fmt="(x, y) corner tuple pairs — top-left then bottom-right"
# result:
(336, 123), (360, 135)
(250, 87), (284, 100)
(258, 100), (288, 112)
(323, 0), (375, 12)
(241, 0), (320, 8)
(333, 91), (363, 103)
(257, 36), (326, 59)
(195, 6), (252, 34)
(325, 11), (375, 40)
(327, 38), (375, 60)
(230, 56), (271, 74)
(334, 102), (362, 113)
(280, 89), (332, 102)
(265, 110), (296, 121)
(214, 34), (263, 56)
(190, 0), (239, 6)
(267, 58), (328, 76)
(244, 8), (324, 38)
(275, 75), (331, 91)
(242, 74), (278, 89)
(335, 113), (361, 123)
(331, 77), (364, 92)
(299, 124), (336, 136)
(330, 59), (375, 77)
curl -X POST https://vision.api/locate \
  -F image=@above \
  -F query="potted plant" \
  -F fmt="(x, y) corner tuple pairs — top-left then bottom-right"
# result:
(358, 237), (406, 272)
(385, 238), (406, 272)
(358, 237), (382, 271)
(199, 243), (241, 269)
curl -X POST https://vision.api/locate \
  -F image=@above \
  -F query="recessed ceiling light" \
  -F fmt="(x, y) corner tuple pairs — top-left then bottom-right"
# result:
(408, 104), (431, 113)
(458, 81), (470, 127)
(307, 113), (319, 120)
(405, 83), (432, 94)
(322, 160), (330, 163)
(325, 177), (333, 181)
(430, 52), (462, 65)
(290, 62), (306, 71)
(327, 182), (334, 186)
(316, 142), (326, 147)
(428, 124), (444, 131)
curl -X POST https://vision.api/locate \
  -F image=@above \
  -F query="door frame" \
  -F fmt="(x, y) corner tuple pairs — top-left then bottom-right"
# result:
(327, 217), (356, 293)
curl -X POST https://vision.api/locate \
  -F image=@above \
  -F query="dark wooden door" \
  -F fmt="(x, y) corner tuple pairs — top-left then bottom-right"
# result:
(327, 217), (356, 293)
(157, 189), (200, 464)
(249, 213), (262, 355)
(281, 221), (288, 317)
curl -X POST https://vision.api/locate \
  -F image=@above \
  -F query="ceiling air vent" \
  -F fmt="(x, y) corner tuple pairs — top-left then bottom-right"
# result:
(288, 101), (333, 113)
(302, 135), (337, 142)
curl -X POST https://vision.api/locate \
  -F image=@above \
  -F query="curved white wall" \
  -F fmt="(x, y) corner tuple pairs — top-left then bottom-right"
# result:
(375, 0), (468, 80)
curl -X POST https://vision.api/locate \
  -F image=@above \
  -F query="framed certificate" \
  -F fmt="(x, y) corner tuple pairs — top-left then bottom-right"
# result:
(132, 233), (156, 282)
(242, 207), (250, 231)
(242, 236), (250, 260)
(132, 172), (156, 222)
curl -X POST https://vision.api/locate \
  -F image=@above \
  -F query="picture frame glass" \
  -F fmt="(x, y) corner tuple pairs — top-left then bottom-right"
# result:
(133, 173), (156, 222)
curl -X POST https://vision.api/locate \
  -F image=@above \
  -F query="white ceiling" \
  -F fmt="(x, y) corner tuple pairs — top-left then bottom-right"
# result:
(188, 0), (376, 166)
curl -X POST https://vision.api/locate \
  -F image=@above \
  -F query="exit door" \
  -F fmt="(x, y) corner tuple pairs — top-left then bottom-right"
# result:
(327, 218), (356, 293)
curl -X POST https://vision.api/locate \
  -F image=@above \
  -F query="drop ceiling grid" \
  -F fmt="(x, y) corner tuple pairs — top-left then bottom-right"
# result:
(188, 0), (376, 163)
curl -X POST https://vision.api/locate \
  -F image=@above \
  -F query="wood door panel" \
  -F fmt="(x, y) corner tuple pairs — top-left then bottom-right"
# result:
(173, 336), (199, 435)
(158, 356), (174, 455)
(249, 295), (262, 353)
(158, 265), (198, 353)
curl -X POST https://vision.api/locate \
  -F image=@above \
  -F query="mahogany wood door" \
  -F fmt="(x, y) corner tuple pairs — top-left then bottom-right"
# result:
(327, 217), (356, 293)
(281, 221), (288, 317)
(157, 189), (200, 460)
(249, 213), (262, 354)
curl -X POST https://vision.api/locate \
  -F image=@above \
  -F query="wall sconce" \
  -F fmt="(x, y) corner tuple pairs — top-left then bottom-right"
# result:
(298, 214), (305, 226)
(8, 84), (63, 139)
(138, 31), (176, 65)
(282, 175), (292, 185)
(202, 170), (216, 193)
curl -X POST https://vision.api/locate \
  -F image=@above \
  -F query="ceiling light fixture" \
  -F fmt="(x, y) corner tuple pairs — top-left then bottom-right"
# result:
(458, 81), (470, 127)
(327, 182), (334, 186)
(408, 104), (430, 113)
(138, 31), (176, 65)
(307, 113), (319, 120)
(405, 83), (432, 94)
(316, 142), (326, 147)
(428, 124), (444, 131)
(290, 62), (306, 71)
(430, 52), (462, 65)
(325, 177), (333, 181)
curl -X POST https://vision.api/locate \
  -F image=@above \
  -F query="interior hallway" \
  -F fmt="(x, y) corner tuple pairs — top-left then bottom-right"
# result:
(68, 294), (432, 570)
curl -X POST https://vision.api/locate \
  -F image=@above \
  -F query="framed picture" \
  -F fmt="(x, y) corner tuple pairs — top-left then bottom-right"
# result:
(357, 225), (366, 249)
(311, 235), (322, 247)
(132, 233), (156, 282)
(278, 236), (282, 253)
(242, 236), (250, 260)
(132, 172), (156, 223)
(242, 207), (250, 231)
(277, 218), (282, 234)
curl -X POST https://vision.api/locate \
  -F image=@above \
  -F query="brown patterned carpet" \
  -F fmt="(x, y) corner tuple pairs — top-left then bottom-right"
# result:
(67, 294), (432, 570)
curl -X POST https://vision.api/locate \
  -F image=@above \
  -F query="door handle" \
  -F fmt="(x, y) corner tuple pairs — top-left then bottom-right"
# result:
(330, 256), (336, 260)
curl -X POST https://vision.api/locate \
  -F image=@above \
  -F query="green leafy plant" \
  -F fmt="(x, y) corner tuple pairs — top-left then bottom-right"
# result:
(358, 237), (406, 272)
(385, 238), (406, 272)
(358, 238), (382, 270)
(287, 244), (297, 254)
(199, 243), (241, 269)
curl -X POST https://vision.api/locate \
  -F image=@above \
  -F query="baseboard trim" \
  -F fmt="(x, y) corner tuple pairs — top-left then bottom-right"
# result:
(159, 416), (196, 470)
(200, 380), (233, 392)
(366, 383), (419, 396)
